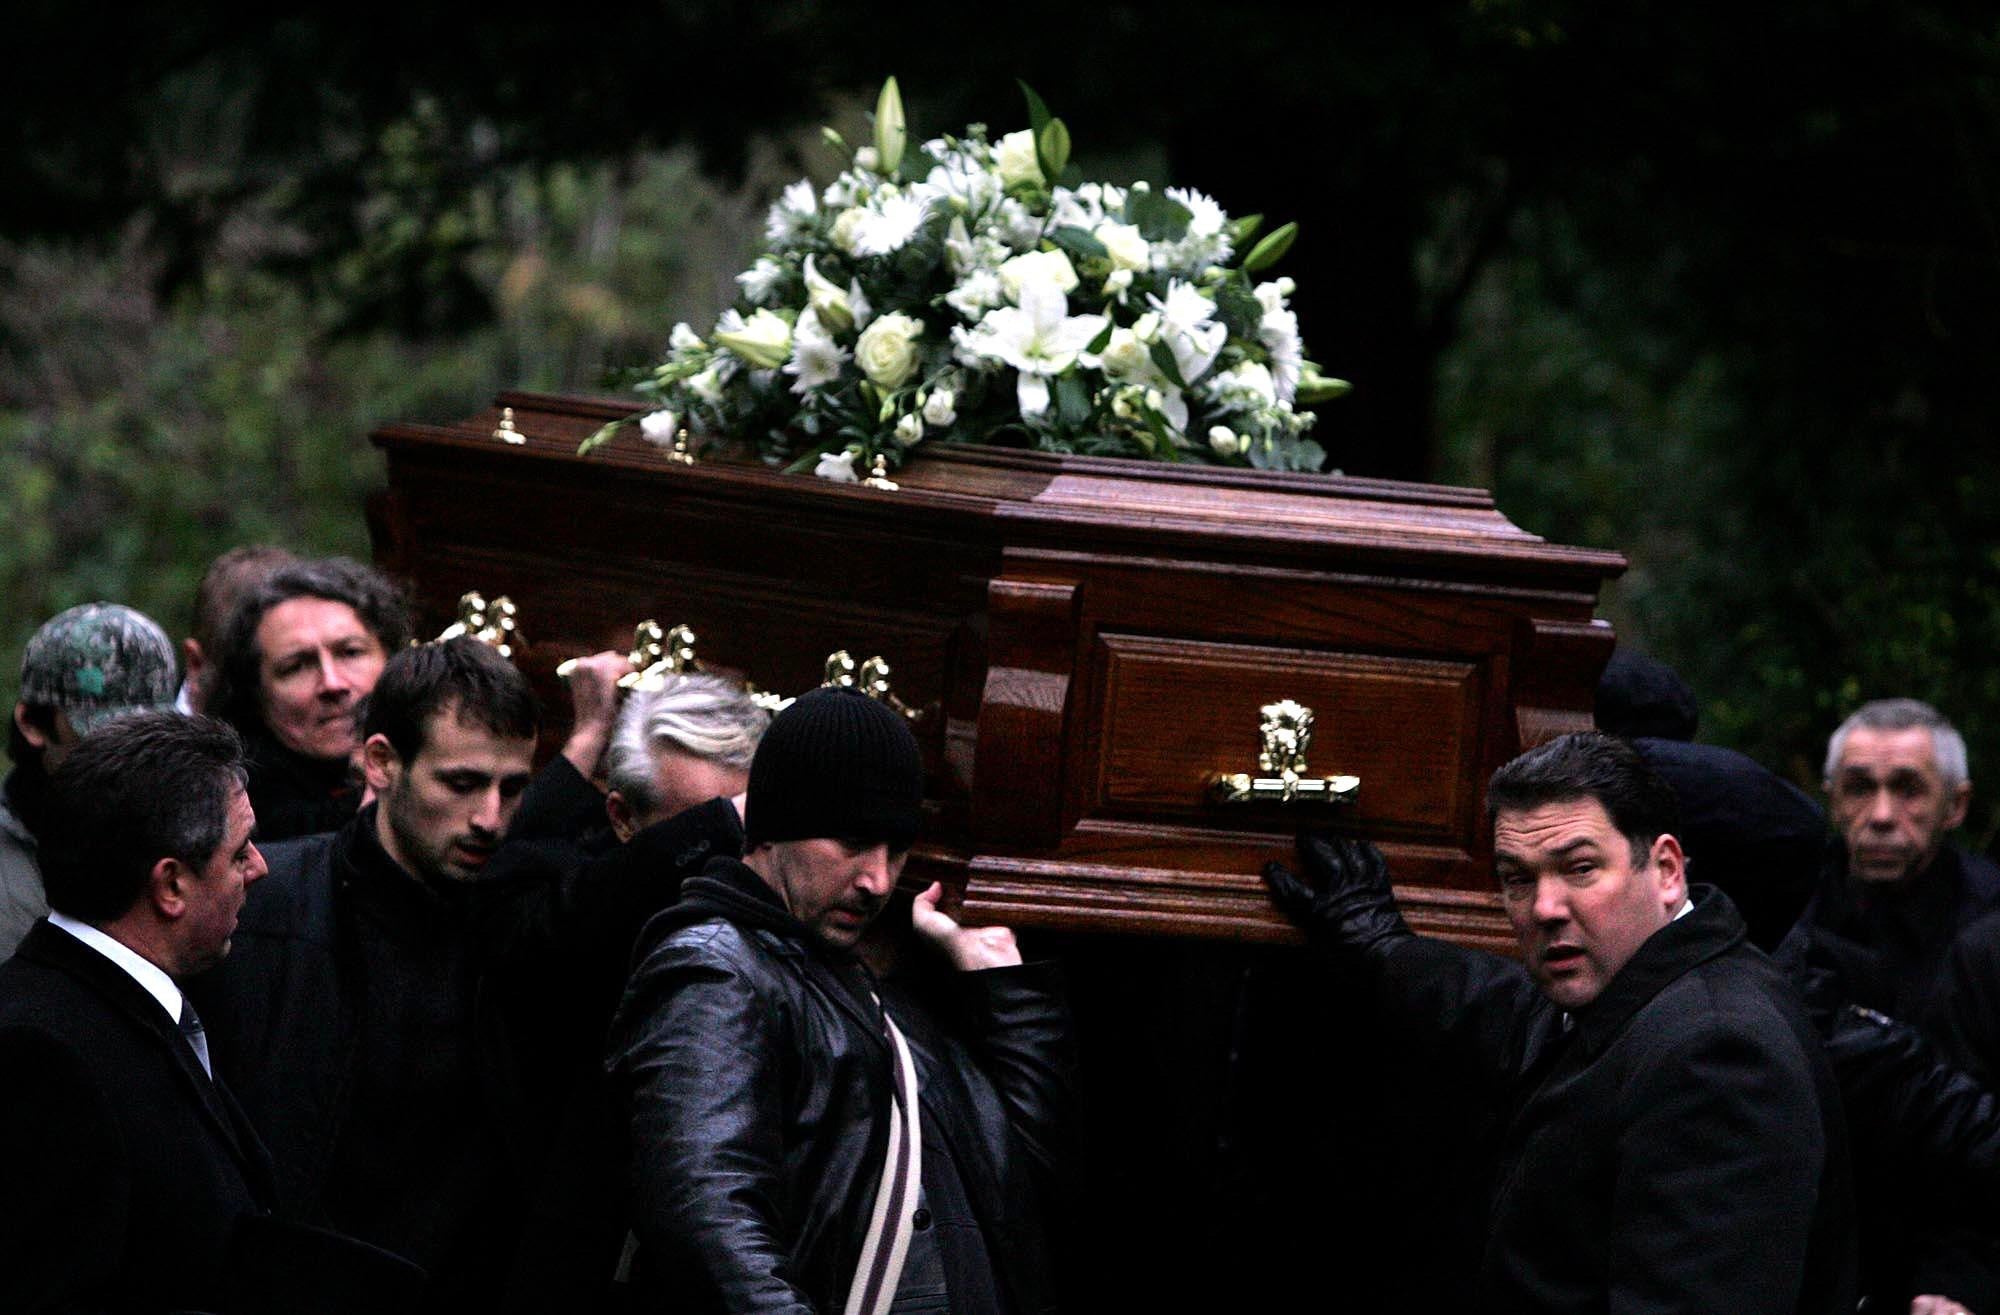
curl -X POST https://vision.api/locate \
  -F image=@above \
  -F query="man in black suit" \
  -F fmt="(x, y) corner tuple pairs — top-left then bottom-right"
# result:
(0, 711), (278, 1313)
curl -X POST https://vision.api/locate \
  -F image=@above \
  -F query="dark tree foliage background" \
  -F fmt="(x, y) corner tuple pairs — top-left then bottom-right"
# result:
(5, 0), (1999, 833)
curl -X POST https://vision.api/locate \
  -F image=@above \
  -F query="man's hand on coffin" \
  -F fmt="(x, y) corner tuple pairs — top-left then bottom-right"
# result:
(559, 650), (637, 780)
(1263, 831), (1412, 953)
(912, 881), (1024, 972)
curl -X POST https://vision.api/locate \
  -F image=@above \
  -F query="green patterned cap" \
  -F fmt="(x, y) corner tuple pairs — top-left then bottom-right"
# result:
(18, 603), (179, 733)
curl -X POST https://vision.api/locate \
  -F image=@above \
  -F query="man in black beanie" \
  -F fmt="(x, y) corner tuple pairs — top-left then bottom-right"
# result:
(608, 687), (1075, 1315)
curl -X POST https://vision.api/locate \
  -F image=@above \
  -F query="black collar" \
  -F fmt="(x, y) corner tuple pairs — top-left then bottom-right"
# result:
(1569, 884), (1750, 1058)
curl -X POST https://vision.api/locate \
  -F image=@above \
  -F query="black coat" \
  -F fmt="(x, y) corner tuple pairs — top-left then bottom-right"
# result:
(0, 921), (278, 1314)
(606, 858), (1075, 1315)
(1360, 888), (1854, 1313)
(188, 792), (739, 1312)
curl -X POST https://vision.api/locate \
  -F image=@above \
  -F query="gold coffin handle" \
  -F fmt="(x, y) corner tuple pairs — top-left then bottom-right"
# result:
(433, 591), (523, 661)
(1206, 698), (1359, 806)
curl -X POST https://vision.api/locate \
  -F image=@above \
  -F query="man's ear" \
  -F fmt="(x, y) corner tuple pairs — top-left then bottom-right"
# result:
(1948, 780), (1973, 831)
(149, 855), (193, 919)
(361, 732), (404, 794)
(1650, 833), (1688, 908)
(606, 790), (638, 844)
(12, 703), (49, 751)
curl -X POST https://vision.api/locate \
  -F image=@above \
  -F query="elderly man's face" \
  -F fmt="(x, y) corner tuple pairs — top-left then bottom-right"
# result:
(1496, 796), (1687, 1011)
(1829, 726), (1969, 885)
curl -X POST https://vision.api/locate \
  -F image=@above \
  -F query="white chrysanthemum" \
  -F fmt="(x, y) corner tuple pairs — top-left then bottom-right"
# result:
(850, 191), (931, 257)
(784, 308), (850, 397)
(1167, 187), (1226, 238)
(765, 179), (819, 245)
(735, 255), (786, 305)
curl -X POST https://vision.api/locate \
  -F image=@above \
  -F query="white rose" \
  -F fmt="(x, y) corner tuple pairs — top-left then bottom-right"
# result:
(855, 312), (925, 391)
(995, 129), (1044, 189)
(638, 410), (679, 445)
(712, 308), (793, 370)
(1209, 425), (1243, 458)
(1103, 268), (1134, 301)
(830, 208), (868, 255)
(668, 322), (703, 352)
(922, 387), (957, 428)
(815, 449), (860, 482)
(853, 146), (881, 173)
(1095, 222), (1150, 272)
(997, 249), (1079, 303)
(895, 412), (925, 446)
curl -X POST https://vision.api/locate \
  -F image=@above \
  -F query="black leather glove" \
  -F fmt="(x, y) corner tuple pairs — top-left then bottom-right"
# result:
(1262, 831), (1412, 955)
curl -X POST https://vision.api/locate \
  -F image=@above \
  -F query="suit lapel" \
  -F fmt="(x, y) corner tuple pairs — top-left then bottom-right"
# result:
(22, 922), (275, 1202)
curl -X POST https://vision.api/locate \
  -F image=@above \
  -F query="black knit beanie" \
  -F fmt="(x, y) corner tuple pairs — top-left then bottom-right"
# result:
(743, 687), (925, 850)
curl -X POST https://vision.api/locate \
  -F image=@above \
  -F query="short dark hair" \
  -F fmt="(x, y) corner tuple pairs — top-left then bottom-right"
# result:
(40, 713), (246, 925)
(209, 557), (412, 737)
(362, 638), (539, 763)
(1486, 731), (1682, 862)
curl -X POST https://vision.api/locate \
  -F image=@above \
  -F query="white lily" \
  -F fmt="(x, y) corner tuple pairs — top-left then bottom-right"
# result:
(963, 282), (1109, 417)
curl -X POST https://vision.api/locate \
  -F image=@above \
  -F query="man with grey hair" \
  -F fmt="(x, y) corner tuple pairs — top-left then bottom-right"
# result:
(1807, 697), (2000, 1026)
(1802, 697), (2000, 1314)
(603, 673), (766, 841)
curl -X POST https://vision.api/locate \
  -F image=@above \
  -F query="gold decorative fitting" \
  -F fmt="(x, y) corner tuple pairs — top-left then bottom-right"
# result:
(667, 428), (696, 466)
(558, 619), (702, 690)
(493, 406), (526, 445)
(434, 591), (523, 661)
(1208, 699), (1358, 805)
(623, 622), (701, 691)
(820, 649), (921, 721)
(863, 454), (899, 491)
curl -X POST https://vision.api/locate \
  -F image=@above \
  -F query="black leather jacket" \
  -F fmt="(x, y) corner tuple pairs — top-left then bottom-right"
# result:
(607, 858), (1075, 1314)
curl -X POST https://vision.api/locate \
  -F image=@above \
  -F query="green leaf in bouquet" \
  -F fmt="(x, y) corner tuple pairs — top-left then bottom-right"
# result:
(1085, 321), (1114, 354)
(1018, 81), (1053, 137)
(1037, 118), (1072, 185)
(1147, 339), (1189, 390)
(1054, 373), (1092, 430)
(1213, 273), (1265, 341)
(1048, 226), (1109, 264)
(1242, 221), (1298, 273)
(1126, 186), (1193, 242)
(577, 419), (625, 456)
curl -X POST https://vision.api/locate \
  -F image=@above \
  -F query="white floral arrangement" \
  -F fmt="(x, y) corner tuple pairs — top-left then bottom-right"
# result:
(584, 79), (1350, 479)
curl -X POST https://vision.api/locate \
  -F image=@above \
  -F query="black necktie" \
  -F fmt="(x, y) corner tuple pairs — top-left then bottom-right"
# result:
(178, 998), (212, 1079)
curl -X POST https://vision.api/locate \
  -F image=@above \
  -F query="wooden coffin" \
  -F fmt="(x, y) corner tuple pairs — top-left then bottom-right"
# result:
(370, 389), (1625, 953)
